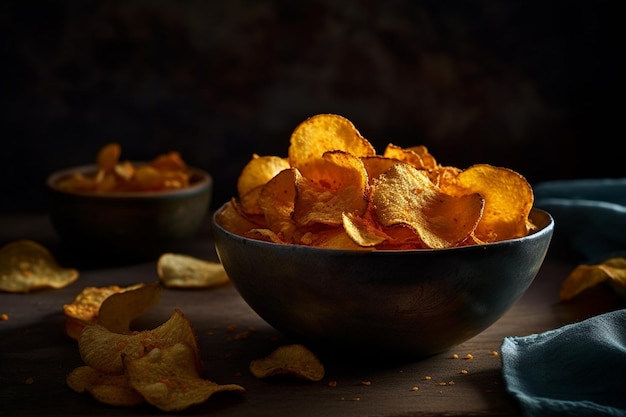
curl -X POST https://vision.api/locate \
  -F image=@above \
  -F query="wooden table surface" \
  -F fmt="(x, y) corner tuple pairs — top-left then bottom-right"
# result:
(1, 213), (624, 417)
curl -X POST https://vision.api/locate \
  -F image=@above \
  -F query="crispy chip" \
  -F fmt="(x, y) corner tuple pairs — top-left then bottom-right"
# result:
(63, 283), (146, 340)
(124, 343), (245, 412)
(216, 114), (535, 250)
(293, 151), (369, 227)
(97, 281), (162, 334)
(66, 365), (144, 407)
(237, 154), (290, 215)
(157, 253), (230, 289)
(288, 114), (375, 180)
(0, 240), (79, 293)
(79, 309), (201, 374)
(96, 142), (121, 172)
(372, 163), (485, 249)
(249, 344), (325, 381)
(560, 257), (626, 301)
(440, 164), (533, 242)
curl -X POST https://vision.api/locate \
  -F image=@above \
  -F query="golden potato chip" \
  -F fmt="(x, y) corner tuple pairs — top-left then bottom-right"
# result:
(97, 281), (162, 334)
(440, 164), (533, 242)
(96, 142), (121, 172)
(157, 253), (229, 289)
(150, 151), (188, 171)
(560, 257), (626, 301)
(0, 240), (79, 293)
(342, 211), (389, 247)
(361, 155), (402, 185)
(237, 154), (290, 215)
(250, 344), (325, 381)
(293, 151), (369, 227)
(79, 309), (201, 374)
(66, 365), (144, 407)
(288, 114), (375, 180)
(124, 342), (245, 412)
(63, 283), (146, 340)
(257, 168), (298, 240)
(372, 163), (485, 249)
(215, 198), (263, 236)
(382, 143), (437, 171)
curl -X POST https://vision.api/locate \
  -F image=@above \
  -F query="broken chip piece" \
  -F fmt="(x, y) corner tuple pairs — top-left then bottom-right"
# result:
(249, 344), (325, 382)
(66, 365), (145, 407)
(0, 240), (78, 293)
(157, 253), (230, 289)
(560, 257), (626, 301)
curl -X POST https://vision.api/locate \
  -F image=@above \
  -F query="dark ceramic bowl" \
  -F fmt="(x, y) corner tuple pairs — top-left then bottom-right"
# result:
(213, 205), (554, 359)
(46, 164), (212, 262)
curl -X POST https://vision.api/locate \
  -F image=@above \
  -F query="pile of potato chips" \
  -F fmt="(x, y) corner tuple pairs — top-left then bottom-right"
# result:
(216, 113), (536, 250)
(56, 143), (193, 193)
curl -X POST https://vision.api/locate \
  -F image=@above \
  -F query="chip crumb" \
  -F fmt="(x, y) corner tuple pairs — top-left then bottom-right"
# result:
(438, 382), (447, 386)
(24, 377), (34, 384)
(451, 353), (459, 359)
(491, 350), (499, 356)
(460, 369), (469, 375)
(351, 397), (361, 401)
(448, 380), (455, 385)
(424, 375), (432, 380)
(328, 381), (337, 387)
(361, 380), (372, 386)
(410, 386), (419, 391)
(226, 324), (237, 332)
(0, 313), (8, 321)
(234, 331), (249, 340)
(464, 353), (474, 360)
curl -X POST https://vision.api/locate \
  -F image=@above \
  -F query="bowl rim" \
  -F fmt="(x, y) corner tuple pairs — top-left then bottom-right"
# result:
(212, 202), (554, 254)
(46, 163), (212, 199)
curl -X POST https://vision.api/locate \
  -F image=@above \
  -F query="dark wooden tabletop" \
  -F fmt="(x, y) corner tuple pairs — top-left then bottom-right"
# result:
(1, 213), (624, 417)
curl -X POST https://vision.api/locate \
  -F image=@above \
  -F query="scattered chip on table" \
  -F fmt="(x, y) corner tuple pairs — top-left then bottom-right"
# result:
(157, 253), (230, 289)
(249, 344), (325, 382)
(0, 240), (78, 293)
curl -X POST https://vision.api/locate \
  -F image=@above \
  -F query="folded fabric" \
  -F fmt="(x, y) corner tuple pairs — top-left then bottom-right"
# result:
(501, 309), (626, 417)
(533, 178), (626, 263)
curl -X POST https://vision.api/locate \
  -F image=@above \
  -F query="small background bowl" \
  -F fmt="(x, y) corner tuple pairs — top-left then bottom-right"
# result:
(213, 206), (554, 359)
(46, 164), (212, 262)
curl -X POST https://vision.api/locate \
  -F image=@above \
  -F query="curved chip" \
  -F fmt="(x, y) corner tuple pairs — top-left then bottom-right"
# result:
(293, 151), (369, 227)
(382, 143), (437, 171)
(0, 240), (79, 293)
(249, 344), (325, 382)
(157, 253), (229, 289)
(79, 309), (201, 375)
(342, 211), (389, 247)
(560, 257), (626, 301)
(237, 154), (290, 215)
(257, 168), (298, 241)
(288, 114), (375, 179)
(372, 163), (485, 249)
(63, 283), (146, 340)
(97, 281), (162, 334)
(124, 343), (245, 412)
(440, 164), (534, 242)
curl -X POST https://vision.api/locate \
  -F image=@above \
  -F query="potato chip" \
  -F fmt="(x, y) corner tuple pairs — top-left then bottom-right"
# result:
(249, 344), (325, 381)
(372, 163), (485, 249)
(215, 198), (263, 236)
(560, 257), (626, 301)
(382, 143), (437, 171)
(66, 365), (144, 407)
(97, 281), (162, 334)
(150, 151), (188, 171)
(288, 114), (375, 180)
(237, 154), (290, 215)
(124, 342), (245, 412)
(79, 309), (201, 374)
(63, 283), (146, 340)
(0, 240), (79, 293)
(342, 211), (389, 247)
(440, 164), (533, 242)
(157, 253), (230, 289)
(257, 168), (298, 240)
(293, 151), (369, 227)
(96, 142), (121, 172)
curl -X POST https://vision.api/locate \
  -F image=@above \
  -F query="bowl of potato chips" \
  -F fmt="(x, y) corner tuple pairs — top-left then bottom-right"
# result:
(212, 114), (554, 358)
(46, 143), (212, 261)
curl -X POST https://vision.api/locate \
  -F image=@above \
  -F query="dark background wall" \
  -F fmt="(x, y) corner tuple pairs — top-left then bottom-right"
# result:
(1, 0), (620, 212)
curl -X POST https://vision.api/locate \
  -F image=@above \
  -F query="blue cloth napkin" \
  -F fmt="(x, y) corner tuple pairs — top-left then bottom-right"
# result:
(501, 309), (626, 417)
(533, 178), (626, 263)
